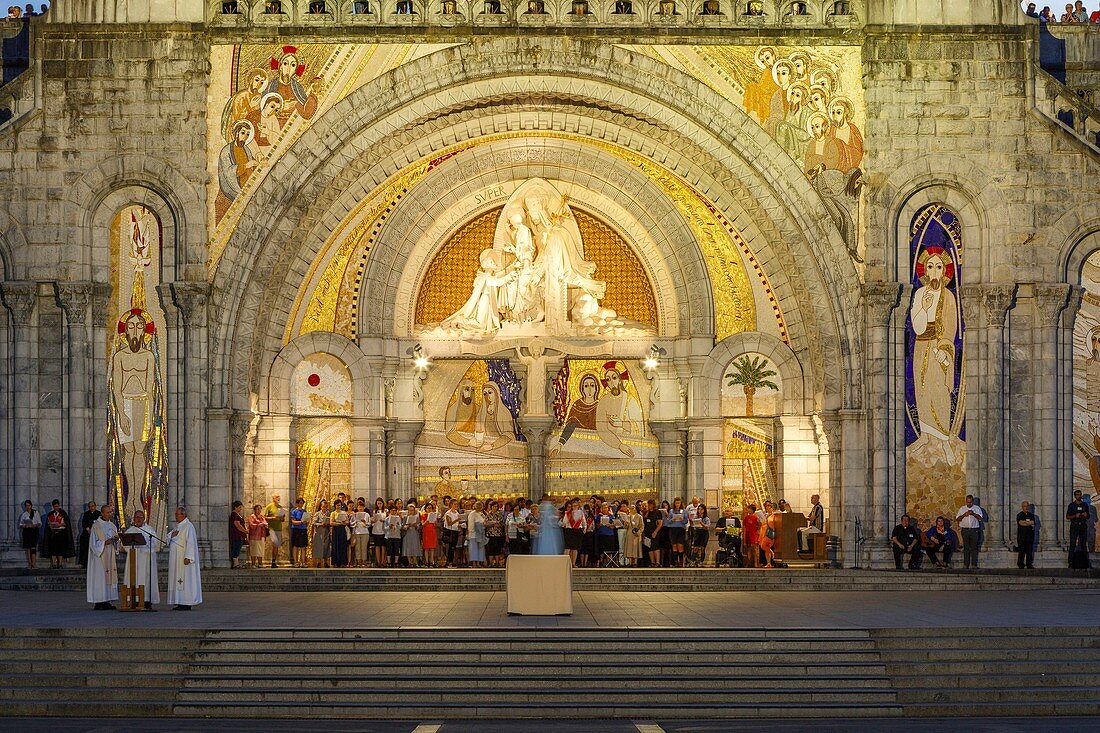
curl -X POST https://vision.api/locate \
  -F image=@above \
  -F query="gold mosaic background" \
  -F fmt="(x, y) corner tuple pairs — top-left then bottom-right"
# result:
(414, 206), (658, 328)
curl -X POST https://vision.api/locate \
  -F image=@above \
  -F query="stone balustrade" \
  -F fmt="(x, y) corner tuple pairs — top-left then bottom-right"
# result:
(0, 67), (35, 128)
(1035, 65), (1100, 154)
(207, 0), (862, 29)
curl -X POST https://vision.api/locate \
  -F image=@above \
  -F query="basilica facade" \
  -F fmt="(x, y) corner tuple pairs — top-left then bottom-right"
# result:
(0, 0), (1097, 567)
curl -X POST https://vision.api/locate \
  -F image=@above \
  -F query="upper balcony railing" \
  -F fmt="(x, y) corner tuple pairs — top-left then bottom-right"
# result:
(207, 0), (863, 30)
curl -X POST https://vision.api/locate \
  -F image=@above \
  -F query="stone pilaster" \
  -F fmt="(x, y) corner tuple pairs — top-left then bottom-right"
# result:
(1, 282), (38, 542)
(55, 282), (94, 508)
(351, 418), (387, 498)
(519, 417), (554, 501)
(651, 422), (685, 502)
(861, 281), (902, 548)
(170, 282), (211, 530)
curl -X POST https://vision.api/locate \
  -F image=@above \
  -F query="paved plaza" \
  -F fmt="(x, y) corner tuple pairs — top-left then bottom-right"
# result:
(3, 588), (1099, 630)
(0, 718), (1095, 732)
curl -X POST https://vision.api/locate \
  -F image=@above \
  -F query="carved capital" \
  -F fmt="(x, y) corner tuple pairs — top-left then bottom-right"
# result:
(1033, 283), (1072, 326)
(861, 282), (902, 325)
(980, 284), (1016, 326)
(54, 281), (93, 327)
(170, 281), (212, 327)
(820, 410), (843, 446)
(1064, 285), (1085, 326)
(90, 281), (113, 325)
(518, 417), (555, 447)
(960, 290), (986, 329)
(0, 281), (37, 326)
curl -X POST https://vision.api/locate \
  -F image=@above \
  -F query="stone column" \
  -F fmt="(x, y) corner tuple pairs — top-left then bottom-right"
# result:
(206, 407), (233, 566)
(651, 422), (685, 502)
(386, 421), (422, 498)
(2, 283), (38, 530)
(960, 289), (987, 504)
(862, 282), (903, 566)
(979, 285), (1015, 547)
(229, 409), (255, 509)
(55, 282), (94, 509)
(0, 282), (36, 547)
(170, 282), (211, 531)
(1033, 283), (1072, 550)
(351, 418), (387, 498)
(519, 417), (553, 501)
(90, 282), (112, 500)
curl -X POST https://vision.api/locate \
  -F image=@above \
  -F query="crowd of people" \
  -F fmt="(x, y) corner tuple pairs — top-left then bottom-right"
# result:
(4, 3), (46, 19)
(1025, 1), (1100, 22)
(226, 492), (827, 570)
(890, 492), (1094, 571)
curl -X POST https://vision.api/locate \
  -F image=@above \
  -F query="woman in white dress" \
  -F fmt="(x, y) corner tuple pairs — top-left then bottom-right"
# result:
(466, 500), (487, 567)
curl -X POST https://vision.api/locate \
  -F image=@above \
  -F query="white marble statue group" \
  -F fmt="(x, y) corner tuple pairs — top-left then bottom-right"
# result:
(440, 180), (627, 338)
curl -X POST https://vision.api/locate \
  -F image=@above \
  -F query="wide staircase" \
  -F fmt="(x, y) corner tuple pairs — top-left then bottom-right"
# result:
(3, 566), (1097, 593)
(1, 626), (1099, 719)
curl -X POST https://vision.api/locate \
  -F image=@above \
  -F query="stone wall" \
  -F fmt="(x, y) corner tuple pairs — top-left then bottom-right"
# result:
(0, 3), (1098, 567)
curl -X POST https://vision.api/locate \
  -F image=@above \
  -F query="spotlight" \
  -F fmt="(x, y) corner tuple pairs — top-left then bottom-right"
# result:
(407, 344), (430, 371)
(643, 344), (666, 373)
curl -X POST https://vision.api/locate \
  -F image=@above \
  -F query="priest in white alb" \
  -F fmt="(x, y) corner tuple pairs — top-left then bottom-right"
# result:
(122, 509), (160, 610)
(166, 506), (202, 611)
(86, 504), (120, 611)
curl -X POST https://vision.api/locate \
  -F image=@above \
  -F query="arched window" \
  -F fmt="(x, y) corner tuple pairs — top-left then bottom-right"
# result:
(903, 204), (965, 526)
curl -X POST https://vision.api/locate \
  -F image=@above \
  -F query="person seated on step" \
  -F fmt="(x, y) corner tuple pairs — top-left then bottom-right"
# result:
(922, 515), (957, 569)
(890, 514), (922, 570)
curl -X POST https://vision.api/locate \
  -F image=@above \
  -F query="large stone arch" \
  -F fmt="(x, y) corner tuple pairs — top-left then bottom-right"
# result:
(265, 331), (372, 416)
(87, 185), (183, 290)
(872, 154), (1011, 284)
(210, 38), (857, 417)
(0, 207), (26, 280)
(67, 154), (204, 278)
(1055, 207), (1100, 282)
(699, 331), (812, 417)
(364, 137), (706, 341)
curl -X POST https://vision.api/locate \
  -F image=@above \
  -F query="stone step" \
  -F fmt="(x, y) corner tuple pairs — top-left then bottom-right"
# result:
(894, 686), (1100, 704)
(192, 638), (878, 651)
(879, 648), (1100, 662)
(189, 650), (886, 664)
(0, 673), (181, 688)
(169, 702), (905, 718)
(174, 688), (899, 704)
(0, 687), (178, 703)
(891, 673), (1100, 688)
(186, 661), (889, 676)
(179, 674), (894, 691)
(1, 702), (176, 718)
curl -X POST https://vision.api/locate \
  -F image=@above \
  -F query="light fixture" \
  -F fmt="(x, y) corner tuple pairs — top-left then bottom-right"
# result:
(406, 343), (430, 371)
(643, 344), (666, 372)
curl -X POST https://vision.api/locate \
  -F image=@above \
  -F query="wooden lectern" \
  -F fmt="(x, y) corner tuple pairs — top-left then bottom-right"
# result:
(118, 533), (146, 611)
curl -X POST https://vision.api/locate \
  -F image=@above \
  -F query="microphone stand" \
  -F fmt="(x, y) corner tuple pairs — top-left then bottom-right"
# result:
(129, 523), (169, 612)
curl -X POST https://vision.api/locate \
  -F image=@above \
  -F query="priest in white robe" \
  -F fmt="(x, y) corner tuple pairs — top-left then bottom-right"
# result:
(122, 509), (161, 609)
(166, 506), (202, 610)
(87, 504), (120, 611)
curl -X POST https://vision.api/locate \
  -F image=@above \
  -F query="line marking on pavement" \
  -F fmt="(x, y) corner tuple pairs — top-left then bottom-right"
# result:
(636, 723), (667, 733)
(412, 725), (442, 733)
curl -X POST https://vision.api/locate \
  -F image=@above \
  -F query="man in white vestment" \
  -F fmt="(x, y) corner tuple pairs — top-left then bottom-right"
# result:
(166, 506), (202, 611)
(123, 509), (160, 610)
(87, 504), (120, 611)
